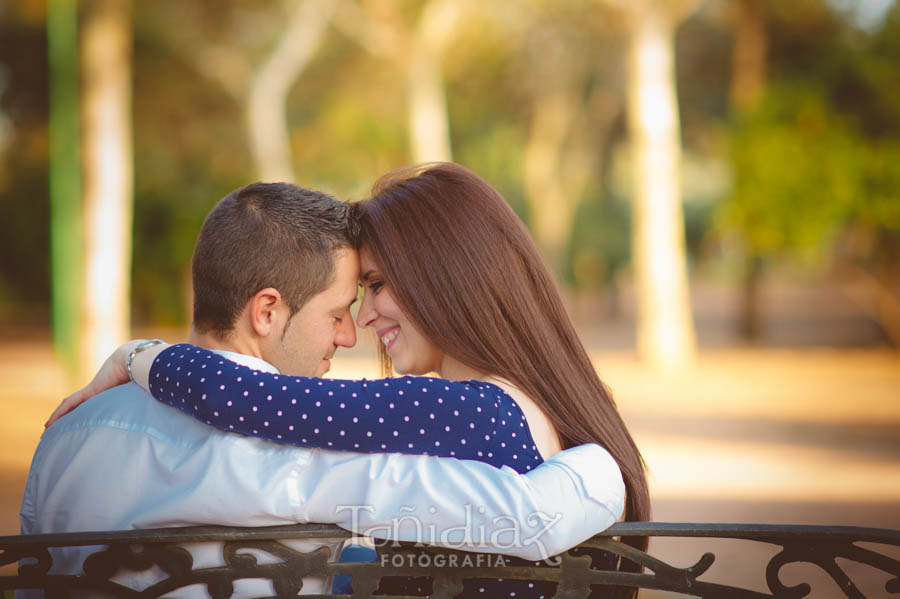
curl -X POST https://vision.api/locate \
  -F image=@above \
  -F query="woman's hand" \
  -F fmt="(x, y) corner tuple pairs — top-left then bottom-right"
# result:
(45, 340), (146, 428)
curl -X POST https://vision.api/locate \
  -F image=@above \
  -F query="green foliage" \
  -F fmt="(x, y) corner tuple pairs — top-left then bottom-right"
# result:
(568, 188), (630, 289)
(454, 124), (529, 224)
(718, 3), (900, 264)
(287, 40), (408, 198)
(721, 87), (860, 258)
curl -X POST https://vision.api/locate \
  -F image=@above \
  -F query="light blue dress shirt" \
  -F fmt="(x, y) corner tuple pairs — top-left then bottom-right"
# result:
(19, 350), (624, 597)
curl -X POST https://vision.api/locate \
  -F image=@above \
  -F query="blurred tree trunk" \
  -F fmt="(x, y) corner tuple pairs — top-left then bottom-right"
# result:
(623, 0), (699, 370)
(739, 254), (763, 338)
(514, 4), (623, 282)
(47, 0), (83, 379)
(406, 0), (460, 162)
(523, 69), (621, 280)
(147, 1), (335, 183)
(334, 0), (460, 163)
(731, 0), (766, 110)
(79, 0), (133, 381)
(247, 0), (336, 181)
(524, 87), (579, 277)
(408, 50), (452, 162)
(731, 0), (768, 341)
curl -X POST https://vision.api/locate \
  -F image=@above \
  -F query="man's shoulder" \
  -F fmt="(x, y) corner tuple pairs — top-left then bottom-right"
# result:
(42, 382), (210, 445)
(48, 383), (156, 427)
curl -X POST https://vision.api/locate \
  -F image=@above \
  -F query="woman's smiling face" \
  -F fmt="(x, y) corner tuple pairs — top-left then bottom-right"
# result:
(355, 245), (444, 375)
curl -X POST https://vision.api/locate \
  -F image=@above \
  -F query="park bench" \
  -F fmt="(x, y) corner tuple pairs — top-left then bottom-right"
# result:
(1, 522), (898, 598)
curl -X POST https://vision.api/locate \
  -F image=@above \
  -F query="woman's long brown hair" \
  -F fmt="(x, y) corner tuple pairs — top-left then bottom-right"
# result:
(353, 163), (650, 588)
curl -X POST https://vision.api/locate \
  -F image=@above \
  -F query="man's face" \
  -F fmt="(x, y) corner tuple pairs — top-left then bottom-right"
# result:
(266, 248), (360, 376)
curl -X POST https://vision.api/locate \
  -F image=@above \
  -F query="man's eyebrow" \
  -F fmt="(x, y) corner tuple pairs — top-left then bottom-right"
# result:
(334, 295), (357, 315)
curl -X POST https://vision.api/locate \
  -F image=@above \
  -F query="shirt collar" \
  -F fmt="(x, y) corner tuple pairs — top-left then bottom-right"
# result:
(209, 349), (280, 374)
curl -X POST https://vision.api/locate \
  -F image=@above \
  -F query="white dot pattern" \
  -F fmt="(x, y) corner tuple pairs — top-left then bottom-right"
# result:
(150, 345), (543, 473)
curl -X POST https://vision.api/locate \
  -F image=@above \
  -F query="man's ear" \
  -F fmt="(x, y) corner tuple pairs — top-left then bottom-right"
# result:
(247, 288), (287, 338)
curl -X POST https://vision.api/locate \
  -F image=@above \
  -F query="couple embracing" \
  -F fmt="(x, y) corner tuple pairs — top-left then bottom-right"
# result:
(28, 163), (649, 597)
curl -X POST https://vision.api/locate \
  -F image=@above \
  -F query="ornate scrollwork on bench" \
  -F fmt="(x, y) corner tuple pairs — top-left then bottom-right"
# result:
(1, 522), (898, 598)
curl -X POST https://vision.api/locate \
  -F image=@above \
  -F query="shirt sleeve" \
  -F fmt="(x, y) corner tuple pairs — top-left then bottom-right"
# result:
(301, 444), (625, 560)
(150, 344), (506, 465)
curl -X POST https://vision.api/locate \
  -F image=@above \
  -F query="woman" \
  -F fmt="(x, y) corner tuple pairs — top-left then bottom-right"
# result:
(55, 163), (649, 596)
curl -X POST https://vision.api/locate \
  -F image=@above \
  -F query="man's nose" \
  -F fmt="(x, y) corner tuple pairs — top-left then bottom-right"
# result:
(336, 312), (357, 348)
(356, 290), (376, 329)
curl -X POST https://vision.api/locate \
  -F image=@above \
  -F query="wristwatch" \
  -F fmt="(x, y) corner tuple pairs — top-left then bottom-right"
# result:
(126, 339), (165, 383)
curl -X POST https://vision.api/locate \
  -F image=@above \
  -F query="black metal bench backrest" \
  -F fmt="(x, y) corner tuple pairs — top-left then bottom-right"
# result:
(1, 522), (898, 598)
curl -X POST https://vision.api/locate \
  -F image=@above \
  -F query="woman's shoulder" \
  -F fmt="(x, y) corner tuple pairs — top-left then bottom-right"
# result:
(480, 379), (563, 460)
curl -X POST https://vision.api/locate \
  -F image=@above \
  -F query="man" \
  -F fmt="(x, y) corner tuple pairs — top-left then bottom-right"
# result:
(22, 183), (624, 596)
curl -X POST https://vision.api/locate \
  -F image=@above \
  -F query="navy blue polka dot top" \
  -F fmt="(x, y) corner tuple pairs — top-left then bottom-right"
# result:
(149, 344), (544, 474)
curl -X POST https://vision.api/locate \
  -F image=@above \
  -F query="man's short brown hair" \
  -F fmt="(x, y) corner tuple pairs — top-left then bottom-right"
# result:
(191, 182), (355, 339)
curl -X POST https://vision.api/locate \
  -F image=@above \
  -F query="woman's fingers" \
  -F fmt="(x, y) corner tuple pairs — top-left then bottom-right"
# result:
(45, 388), (89, 428)
(44, 341), (139, 428)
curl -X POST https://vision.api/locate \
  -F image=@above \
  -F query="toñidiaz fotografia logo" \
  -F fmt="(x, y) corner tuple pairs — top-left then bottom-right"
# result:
(335, 504), (564, 564)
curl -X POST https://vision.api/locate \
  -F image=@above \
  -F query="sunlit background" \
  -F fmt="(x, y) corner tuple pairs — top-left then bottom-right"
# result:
(1, 0), (899, 595)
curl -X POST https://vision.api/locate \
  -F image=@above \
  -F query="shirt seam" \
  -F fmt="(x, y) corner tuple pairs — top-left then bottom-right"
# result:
(44, 417), (311, 456)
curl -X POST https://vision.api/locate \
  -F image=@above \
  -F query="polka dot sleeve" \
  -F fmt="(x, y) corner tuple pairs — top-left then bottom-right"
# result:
(149, 344), (543, 473)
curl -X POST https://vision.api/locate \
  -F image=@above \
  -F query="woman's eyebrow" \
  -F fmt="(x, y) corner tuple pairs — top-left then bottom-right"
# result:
(360, 270), (376, 282)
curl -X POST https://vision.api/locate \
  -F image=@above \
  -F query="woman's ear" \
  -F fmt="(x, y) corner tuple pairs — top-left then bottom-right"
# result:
(247, 287), (287, 338)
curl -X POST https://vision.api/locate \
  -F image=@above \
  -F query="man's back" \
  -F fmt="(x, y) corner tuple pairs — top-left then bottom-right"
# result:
(24, 382), (306, 533)
(21, 382), (341, 596)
